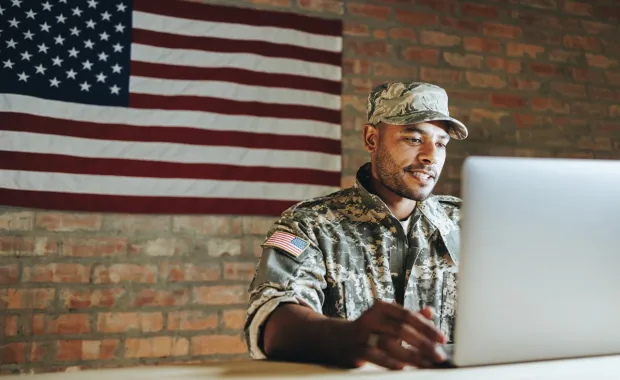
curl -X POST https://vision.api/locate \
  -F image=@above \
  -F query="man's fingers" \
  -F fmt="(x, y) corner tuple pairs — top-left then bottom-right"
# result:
(378, 338), (433, 369)
(363, 347), (407, 371)
(371, 302), (445, 344)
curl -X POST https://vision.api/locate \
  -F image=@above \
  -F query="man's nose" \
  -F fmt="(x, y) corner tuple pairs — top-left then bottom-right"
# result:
(417, 142), (437, 164)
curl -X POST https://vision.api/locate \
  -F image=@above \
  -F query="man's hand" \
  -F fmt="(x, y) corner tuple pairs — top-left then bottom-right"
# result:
(341, 300), (448, 370)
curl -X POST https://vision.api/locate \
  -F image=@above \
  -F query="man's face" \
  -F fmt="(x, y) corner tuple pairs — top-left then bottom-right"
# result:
(369, 121), (450, 201)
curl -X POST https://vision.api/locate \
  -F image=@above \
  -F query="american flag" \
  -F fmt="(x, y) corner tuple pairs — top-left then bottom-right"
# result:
(0, 0), (342, 216)
(263, 231), (309, 257)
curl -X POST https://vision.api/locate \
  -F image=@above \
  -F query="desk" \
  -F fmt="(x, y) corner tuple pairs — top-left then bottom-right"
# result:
(9, 355), (620, 380)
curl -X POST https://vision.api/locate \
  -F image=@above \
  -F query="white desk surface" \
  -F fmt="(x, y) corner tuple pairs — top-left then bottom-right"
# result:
(11, 355), (620, 380)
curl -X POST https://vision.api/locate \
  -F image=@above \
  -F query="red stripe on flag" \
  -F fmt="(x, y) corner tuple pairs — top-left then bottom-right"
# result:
(132, 29), (341, 67)
(0, 151), (341, 187)
(133, 0), (342, 37)
(129, 94), (340, 125)
(1, 113), (341, 155)
(130, 62), (341, 95)
(0, 188), (296, 215)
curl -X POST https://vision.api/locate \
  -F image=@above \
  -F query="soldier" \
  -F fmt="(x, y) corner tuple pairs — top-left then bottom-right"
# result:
(244, 82), (469, 370)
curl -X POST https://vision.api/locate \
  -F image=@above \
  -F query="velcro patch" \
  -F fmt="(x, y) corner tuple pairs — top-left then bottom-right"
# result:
(264, 231), (310, 258)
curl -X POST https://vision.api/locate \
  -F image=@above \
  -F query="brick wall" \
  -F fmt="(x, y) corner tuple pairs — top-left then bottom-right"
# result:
(2, 0), (620, 374)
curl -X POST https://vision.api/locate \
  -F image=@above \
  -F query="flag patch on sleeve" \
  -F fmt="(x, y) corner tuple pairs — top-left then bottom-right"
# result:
(264, 231), (310, 257)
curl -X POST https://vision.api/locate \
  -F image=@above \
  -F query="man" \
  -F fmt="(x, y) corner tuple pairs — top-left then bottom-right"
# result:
(244, 82), (469, 370)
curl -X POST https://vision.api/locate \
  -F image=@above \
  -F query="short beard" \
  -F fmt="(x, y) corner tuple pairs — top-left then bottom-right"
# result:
(375, 141), (436, 201)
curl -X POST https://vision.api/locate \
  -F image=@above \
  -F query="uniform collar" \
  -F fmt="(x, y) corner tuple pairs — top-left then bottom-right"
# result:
(353, 163), (461, 264)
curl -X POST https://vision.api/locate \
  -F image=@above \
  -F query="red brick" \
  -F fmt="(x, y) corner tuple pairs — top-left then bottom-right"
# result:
(168, 310), (218, 331)
(296, 0), (342, 14)
(161, 263), (220, 283)
(563, 36), (600, 51)
(97, 312), (163, 333)
(401, 47), (439, 65)
(132, 287), (190, 307)
(2, 288), (55, 309)
(470, 108), (509, 126)
(57, 340), (82, 361)
(222, 309), (246, 330)
(572, 68), (601, 83)
(346, 3), (390, 19)
(586, 54), (618, 69)
(420, 31), (461, 47)
(191, 335), (247, 356)
(582, 21), (615, 35)
(506, 43), (544, 58)
(103, 215), (170, 234)
(348, 41), (390, 57)
(610, 105), (620, 118)
(343, 59), (371, 75)
(94, 264), (157, 284)
(440, 16), (480, 33)
(61, 288), (126, 309)
(465, 72), (506, 89)
(345, 77), (374, 94)
(512, 10), (560, 28)
(577, 137), (612, 151)
(193, 285), (247, 305)
(521, 0), (558, 9)
(420, 68), (461, 84)
(40, 314), (91, 334)
(24, 263), (89, 283)
(396, 10), (437, 26)
(530, 63), (560, 76)
(35, 213), (101, 232)
(83, 340), (119, 360)
(173, 216), (241, 235)
(548, 49), (581, 63)
(509, 79), (541, 91)
(224, 262), (257, 281)
(463, 37), (502, 53)
(245, 0), (290, 5)
(343, 22), (369, 36)
(461, 2), (499, 18)
(483, 23), (521, 39)
(551, 83), (587, 98)
(443, 53), (482, 69)
(129, 237), (192, 257)
(373, 29), (387, 39)
(125, 336), (189, 358)
(596, 6), (620, 22)
(446, 90), (487, 104)
(62, 237), (127, 257)
(490, 94), (526, 108)
(564, 1), (592, 16)
(207, 238), (242, 258)
(416, 0), (458, 13)
(486, 57), (521, 74)
(388, 28), (417, 42)
(0, 343), (25, 364)
(0, 211), (34, 231)
(0, 237), (56, 256)
(5, 315), (18, 336)
(589, 87), (620, 102)
(606, 71), (620, 85)
(0, 264), (18, 285)
(531, 98), (570, 113)
(342, 94), (366, 112)
(514, 114), (552, 129)
(596, 122), (620, 133)
(372, 62), (418, 80)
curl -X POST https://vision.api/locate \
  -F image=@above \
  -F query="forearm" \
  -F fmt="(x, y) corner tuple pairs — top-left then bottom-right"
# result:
(262, 303), (355, 367)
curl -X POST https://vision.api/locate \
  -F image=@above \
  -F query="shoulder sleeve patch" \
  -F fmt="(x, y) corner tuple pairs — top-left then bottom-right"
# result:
(263, 231), (310, 258)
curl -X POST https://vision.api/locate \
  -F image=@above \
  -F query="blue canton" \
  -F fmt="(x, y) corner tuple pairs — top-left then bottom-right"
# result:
(290, 236), (308, 250)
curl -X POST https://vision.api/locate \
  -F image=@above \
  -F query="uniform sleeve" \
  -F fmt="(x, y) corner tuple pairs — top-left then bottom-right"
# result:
(243, 211), (327, 359)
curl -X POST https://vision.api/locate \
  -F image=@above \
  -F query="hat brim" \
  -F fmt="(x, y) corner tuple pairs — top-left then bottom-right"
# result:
(381, 110), (468, 140)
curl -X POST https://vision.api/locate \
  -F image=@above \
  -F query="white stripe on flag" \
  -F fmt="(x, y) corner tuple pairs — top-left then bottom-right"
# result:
(131, 44), (342, 82)
(0, 131), (341, 172)
(1, 94), (341, 140)
(129, 77), (341, 110)
(133, 11), (342, 53)
(0, 170), (338, 200)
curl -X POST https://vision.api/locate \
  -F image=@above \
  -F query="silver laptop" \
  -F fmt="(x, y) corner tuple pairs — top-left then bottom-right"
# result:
(441, 156), (620, 368)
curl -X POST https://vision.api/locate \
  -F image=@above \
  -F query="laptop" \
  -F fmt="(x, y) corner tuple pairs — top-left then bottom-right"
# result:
(436, 156), (620, 368)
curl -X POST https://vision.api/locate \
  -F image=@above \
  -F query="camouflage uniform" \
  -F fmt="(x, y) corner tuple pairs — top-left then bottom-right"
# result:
(244, 82), (468, 359)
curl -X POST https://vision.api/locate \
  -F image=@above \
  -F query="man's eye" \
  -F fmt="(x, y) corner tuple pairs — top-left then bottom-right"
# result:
(436, 142), (447, 148)
(406, 138), (422, 144)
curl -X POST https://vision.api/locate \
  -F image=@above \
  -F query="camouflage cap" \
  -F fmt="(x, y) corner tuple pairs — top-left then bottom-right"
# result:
(367, 82), (468, 139)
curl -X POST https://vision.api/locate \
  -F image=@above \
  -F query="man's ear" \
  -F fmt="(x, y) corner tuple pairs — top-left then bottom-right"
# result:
(363, 124), (379, 153)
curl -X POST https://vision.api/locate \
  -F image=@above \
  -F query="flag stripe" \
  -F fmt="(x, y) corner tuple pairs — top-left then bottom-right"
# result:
(0, 114), (341, 155)
(1, 95), (341, 140)
(129, 77), (340, 110)
(0, 188), (298, 215)
(129, 93), (341, 124)
(0, 131), (341, 171)
(131, 44), (341, 82)
(0, 170), (338, 201)
(0, 151), (341, 187)
(132, 23), (341, 66)
(130, 62), (341, 95)
(133, 0), (342, 38)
